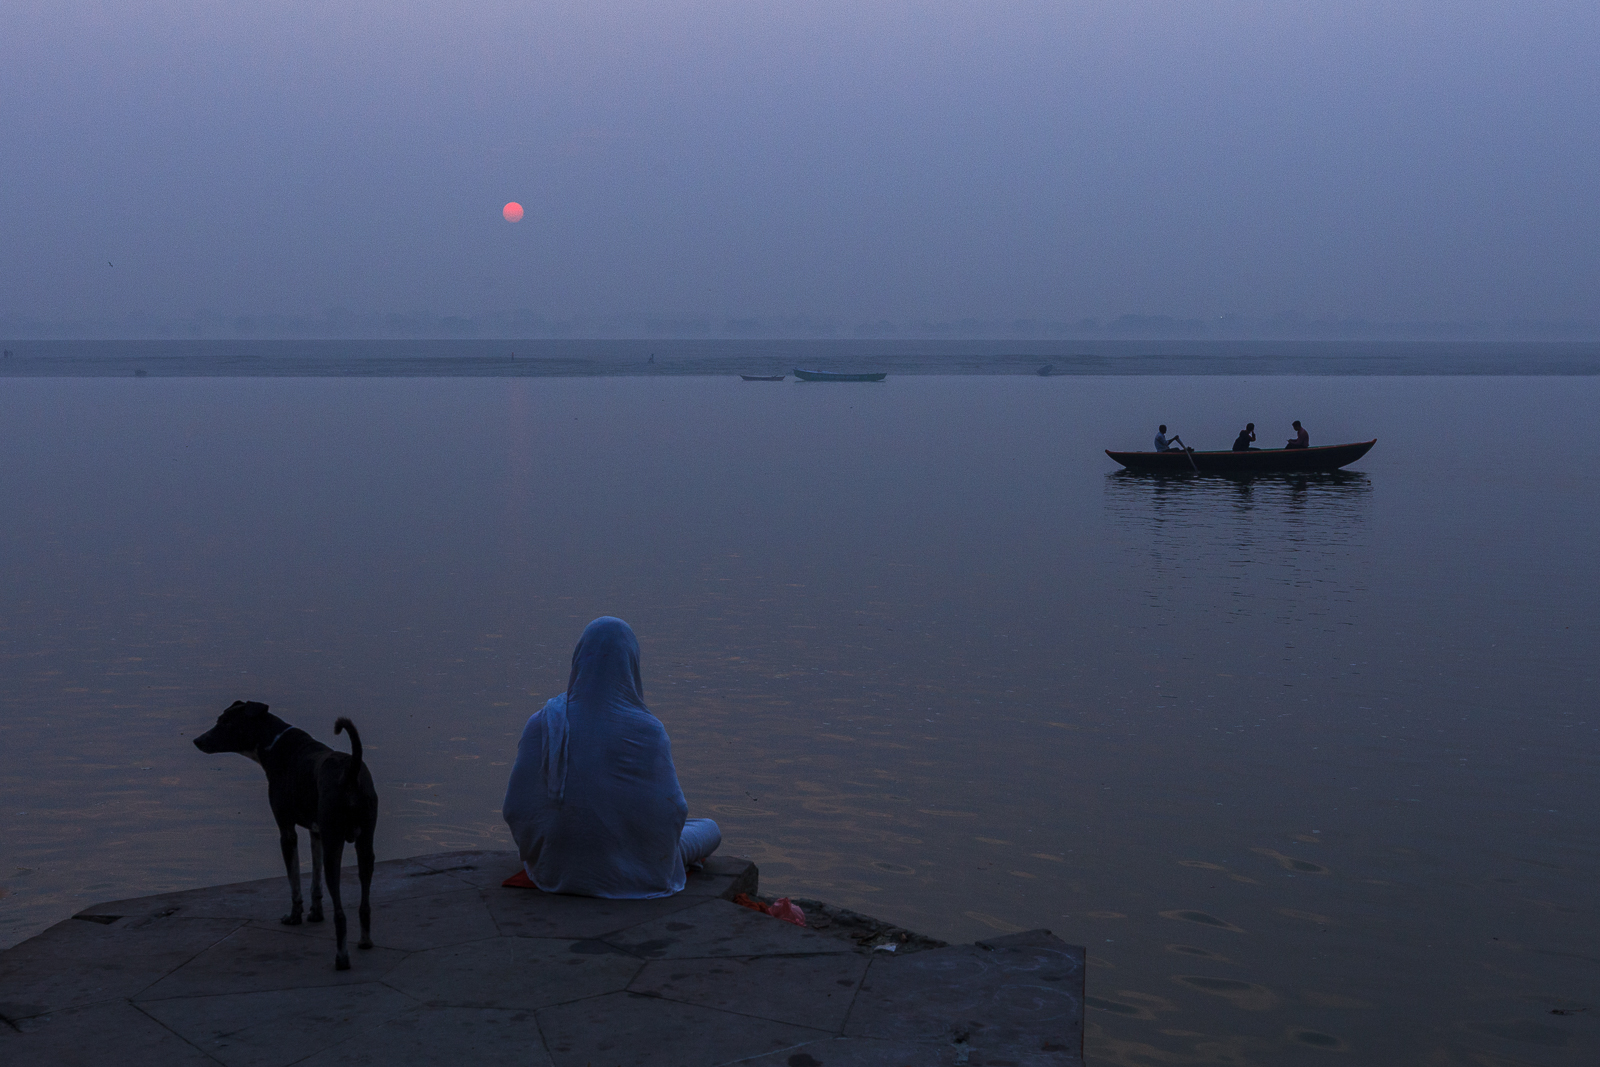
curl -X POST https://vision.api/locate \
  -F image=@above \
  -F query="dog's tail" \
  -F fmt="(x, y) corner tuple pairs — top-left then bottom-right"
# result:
(334, 718), (363, 787)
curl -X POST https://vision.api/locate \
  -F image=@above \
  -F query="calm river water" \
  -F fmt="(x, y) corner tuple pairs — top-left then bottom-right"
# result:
(1, 373), (1596, 1064)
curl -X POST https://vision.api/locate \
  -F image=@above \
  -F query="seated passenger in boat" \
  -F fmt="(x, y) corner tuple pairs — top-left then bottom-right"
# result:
(502, 616), (720, 897)
(1285, 420), (1310, 449)
(1232, 423), (1257, 451)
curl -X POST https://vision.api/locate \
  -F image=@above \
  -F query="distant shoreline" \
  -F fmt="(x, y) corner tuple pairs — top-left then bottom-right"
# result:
(2, 339), (1598, 377)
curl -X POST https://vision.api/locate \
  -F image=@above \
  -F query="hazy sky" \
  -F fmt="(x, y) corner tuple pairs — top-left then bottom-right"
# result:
(4, 1), (1597, 330)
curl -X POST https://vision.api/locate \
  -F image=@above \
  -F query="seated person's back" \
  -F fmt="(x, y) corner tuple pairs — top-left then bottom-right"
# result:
(502, 617), (719, 898)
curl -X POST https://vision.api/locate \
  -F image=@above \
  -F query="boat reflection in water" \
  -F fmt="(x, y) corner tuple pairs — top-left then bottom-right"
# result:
(1107, 466), (1372, 497)
(1103, 469), (1374, 619)
(1105, 468), (1372, 529)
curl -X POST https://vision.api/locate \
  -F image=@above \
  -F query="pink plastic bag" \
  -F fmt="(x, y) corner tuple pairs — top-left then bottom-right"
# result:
(766, 897), (807, 927)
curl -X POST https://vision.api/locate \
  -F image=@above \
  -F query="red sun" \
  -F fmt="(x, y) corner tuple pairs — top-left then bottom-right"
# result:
(503, 202), (524, 223)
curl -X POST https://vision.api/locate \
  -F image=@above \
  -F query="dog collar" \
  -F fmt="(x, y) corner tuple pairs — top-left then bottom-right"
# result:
(263, 727), (295, 753)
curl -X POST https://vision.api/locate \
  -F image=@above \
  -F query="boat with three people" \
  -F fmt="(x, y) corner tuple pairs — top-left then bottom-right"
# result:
(1106, 440), (1376, 473)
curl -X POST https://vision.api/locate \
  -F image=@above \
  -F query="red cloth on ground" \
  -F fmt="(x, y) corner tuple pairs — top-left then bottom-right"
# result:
(766, 898), (807, 926)
(502, 869), (537, 889)
(731, 893), (806, 927)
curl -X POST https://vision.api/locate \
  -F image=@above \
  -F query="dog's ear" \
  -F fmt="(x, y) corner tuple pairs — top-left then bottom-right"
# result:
(226, 700), (269, 717)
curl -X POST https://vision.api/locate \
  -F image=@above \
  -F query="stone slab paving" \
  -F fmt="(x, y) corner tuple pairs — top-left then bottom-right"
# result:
(0, 850), (1083, 1066)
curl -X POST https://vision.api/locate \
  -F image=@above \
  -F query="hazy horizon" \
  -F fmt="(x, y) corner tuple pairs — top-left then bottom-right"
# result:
(4, 2), (1597, 335)
(5, 311), (1600, 343)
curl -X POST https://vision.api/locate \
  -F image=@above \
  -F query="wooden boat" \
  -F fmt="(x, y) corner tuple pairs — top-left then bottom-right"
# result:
(793, 368), (887, 382)
(1105, 440), (1376, 473)
(739, 374), (786, 381)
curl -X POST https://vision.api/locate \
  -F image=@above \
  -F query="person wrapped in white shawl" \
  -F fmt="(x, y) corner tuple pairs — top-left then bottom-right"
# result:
(502, 617), (720, 898)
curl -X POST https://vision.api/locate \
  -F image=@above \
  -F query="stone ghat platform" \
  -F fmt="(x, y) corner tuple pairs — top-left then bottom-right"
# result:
(0, 850), (1083, 1067)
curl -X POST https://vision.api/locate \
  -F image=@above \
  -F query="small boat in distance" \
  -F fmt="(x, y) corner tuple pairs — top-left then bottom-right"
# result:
(739, 374), (786, 381)
(793, 368), (887, 382)
(1105, 440), (1376, 473)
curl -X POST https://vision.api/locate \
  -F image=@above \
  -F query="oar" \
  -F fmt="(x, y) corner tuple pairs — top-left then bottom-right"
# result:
(1173, 436), (1200, 473)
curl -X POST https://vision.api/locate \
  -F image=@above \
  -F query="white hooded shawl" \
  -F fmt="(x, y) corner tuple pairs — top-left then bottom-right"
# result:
(502, 617), (690, 898)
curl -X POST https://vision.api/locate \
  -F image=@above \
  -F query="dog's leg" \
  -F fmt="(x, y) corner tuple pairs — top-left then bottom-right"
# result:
(278, 823), (303, 925)
(322, 835), (349, 970)
(308, 827), (325, 923)
(355, 825), (375, 949)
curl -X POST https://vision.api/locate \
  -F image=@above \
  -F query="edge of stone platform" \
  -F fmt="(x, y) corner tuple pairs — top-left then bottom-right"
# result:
(65, 848), (757, 921)
(63, 849), (961, 961)
(67, 850), (954, 956)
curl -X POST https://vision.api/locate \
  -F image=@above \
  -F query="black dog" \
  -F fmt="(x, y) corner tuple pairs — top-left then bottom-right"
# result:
(193, 701), (379, 969)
